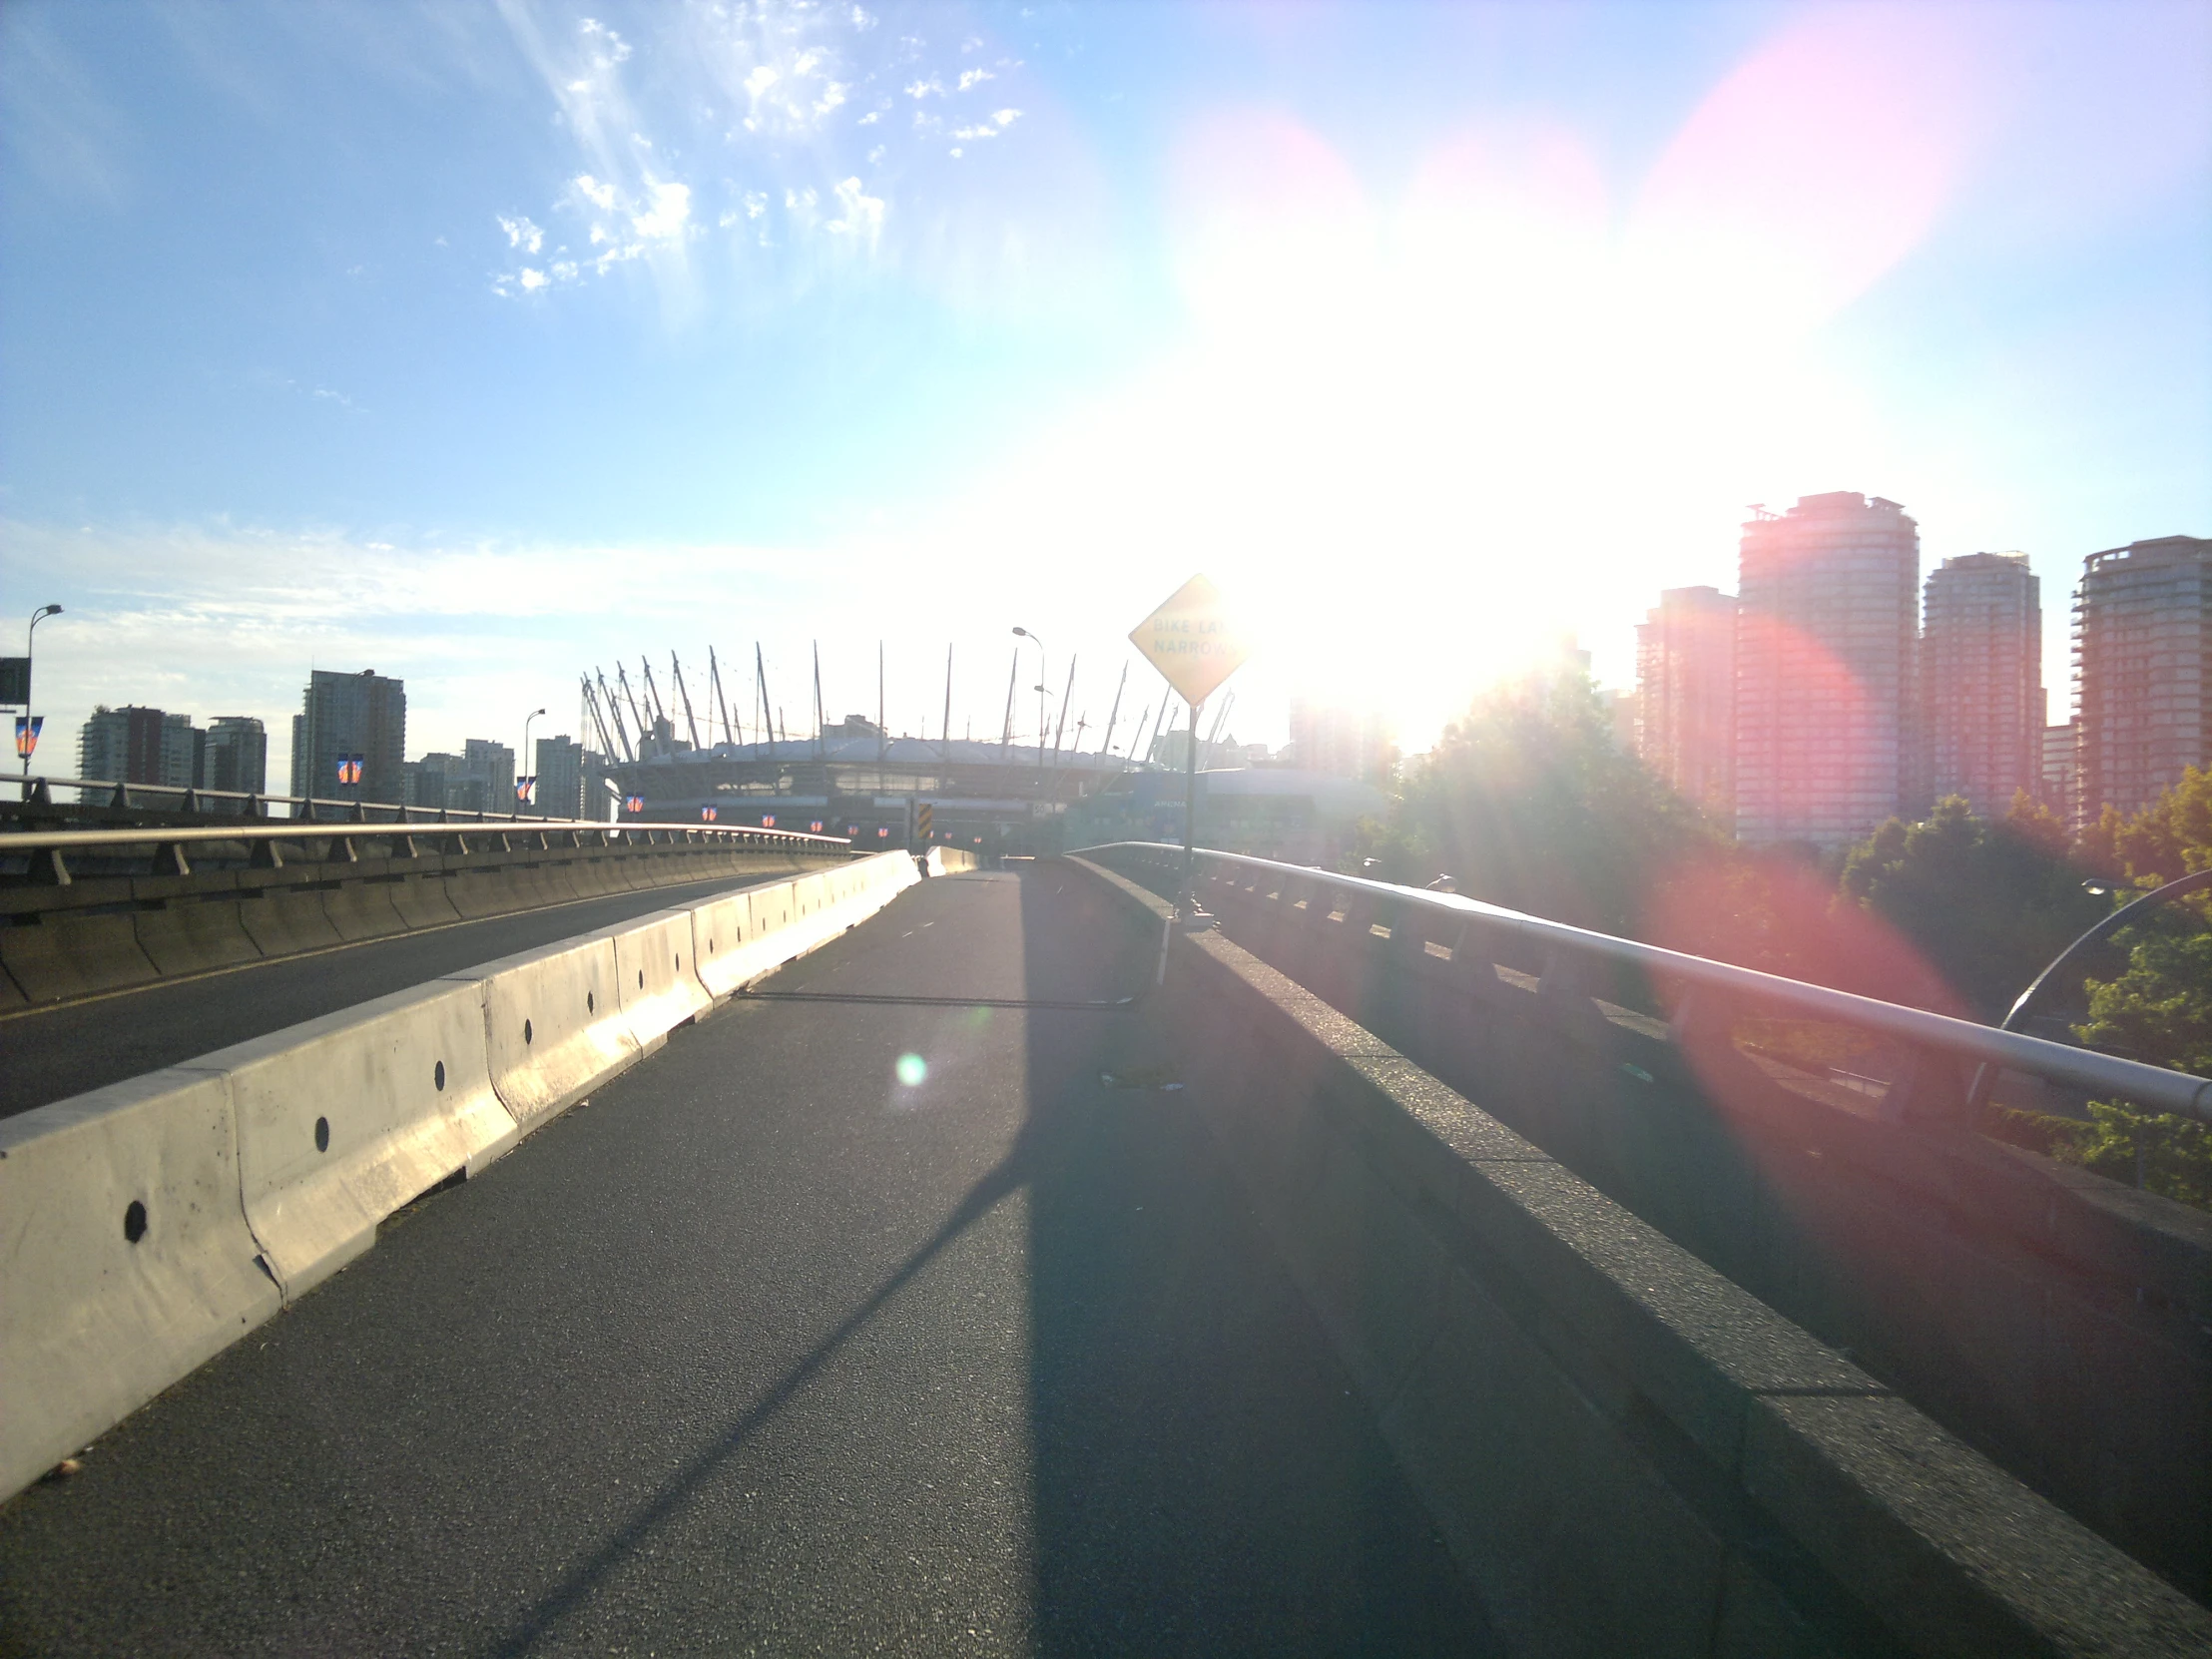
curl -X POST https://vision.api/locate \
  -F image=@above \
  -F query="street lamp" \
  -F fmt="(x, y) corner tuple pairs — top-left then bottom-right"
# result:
(1011, 627), (1046, 771)
(520, 707), (546, 815)
(21, 603), (61, 780)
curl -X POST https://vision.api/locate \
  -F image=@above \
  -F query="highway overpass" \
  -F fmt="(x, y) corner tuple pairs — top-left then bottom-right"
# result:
(1, 833), (2207, 1656)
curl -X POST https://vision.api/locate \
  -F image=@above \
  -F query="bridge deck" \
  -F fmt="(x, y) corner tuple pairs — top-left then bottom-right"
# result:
(0, 869), (1497, 1655)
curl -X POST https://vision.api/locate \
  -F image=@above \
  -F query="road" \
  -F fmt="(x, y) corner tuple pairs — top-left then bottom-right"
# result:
(0, 867), (1497, 1656)
(0, 869), (820, 1122)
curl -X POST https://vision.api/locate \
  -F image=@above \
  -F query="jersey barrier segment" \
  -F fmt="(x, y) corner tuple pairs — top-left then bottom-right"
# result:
(0, 848), (927, 1502)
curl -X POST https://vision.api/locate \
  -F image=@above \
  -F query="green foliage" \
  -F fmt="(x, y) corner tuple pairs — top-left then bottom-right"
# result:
(1836, 795), (2110, 1020)
(2077, 922), (2212, 1076)
(2077, 765), (2212, 887)
(1354, 667), (1717, 934)
(2052, 1102), (2212, 1212)
(1983, 1101), (2212, 1214)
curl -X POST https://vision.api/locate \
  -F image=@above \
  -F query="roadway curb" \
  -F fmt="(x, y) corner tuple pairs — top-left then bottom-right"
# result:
(1063, 854), (2212, 1659)
(0, 848), (927, 1505)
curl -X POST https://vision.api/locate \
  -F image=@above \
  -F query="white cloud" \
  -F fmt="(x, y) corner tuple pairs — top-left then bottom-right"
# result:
(518, 268), (549, 290)
(993, 109), (1020, 128)
(631, 179), (691, 241)
(958, 68), (992, 91)
(850, 6), (876, 30)
(904, 77), (943, 99)
(497, 214), (545, 253)
(744, 64), (779, 98)
(827, 177), (884, 242)
(579, 17), (631, 63)
(744, 191), (769, 219)
(575, 174), (617, 210)
(950, 124), (1000, 142)
(857, 110), (880, 126)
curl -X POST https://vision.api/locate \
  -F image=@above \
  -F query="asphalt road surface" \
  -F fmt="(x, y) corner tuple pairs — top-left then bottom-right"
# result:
(0, 869), (819, 1122)
(0, 867), (1497, 1657)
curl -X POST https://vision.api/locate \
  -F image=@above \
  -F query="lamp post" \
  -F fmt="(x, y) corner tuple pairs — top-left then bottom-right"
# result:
(1011, 627), (1045, 772)
(520, 707), (545, 816)
(21, 603), (61, 781)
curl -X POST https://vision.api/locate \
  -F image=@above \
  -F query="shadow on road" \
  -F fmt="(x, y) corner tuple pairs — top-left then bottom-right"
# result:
(1015, 865), (1499, 1656)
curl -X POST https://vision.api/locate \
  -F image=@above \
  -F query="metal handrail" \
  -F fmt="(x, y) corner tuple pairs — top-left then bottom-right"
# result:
(1077, 841), (2212, 1125)
(7, 772), (565, 826)
(0, 817), (851, 866)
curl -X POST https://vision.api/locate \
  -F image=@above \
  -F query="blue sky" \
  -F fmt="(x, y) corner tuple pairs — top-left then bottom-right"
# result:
(4, 0), (2207, 793)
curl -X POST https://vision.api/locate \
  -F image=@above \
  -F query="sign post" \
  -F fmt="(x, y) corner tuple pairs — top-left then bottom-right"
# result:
(1127, 574), (1250, 929)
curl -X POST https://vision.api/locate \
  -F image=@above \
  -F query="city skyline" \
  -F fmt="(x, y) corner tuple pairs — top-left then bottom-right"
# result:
(4, 1), (2208, 788)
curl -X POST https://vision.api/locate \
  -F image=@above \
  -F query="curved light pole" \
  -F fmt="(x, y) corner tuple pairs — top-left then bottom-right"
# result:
(520, 706), (546, 816)
(1969, 866), (2212, 1121)
(1011, 627), (1046, 772)
(21, 603), (61, 780)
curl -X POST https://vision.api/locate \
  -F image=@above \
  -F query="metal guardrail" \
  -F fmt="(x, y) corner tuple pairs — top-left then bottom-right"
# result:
(0, 815), (852, 886)
(8, 772), (580, 826)
(1080, 841), (2212, 1125)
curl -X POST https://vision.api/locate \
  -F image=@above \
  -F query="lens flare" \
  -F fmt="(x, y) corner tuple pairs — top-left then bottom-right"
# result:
(895, 1052), (927, 1087)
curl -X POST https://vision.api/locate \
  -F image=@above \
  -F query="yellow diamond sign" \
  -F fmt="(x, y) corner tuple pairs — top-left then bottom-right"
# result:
(1129, 574), (1249, 706)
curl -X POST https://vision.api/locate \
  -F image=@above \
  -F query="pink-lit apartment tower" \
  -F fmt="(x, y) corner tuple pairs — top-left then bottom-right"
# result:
(2074, 535), (2212, 826)
(1922, 552), (2042, 820)
(1634, 586), (1737, 819)
(1734, 492), (1921, 848)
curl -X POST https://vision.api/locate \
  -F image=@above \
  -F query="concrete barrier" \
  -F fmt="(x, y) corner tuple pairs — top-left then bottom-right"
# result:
(684, 852), (919, 998)
(220, 979), (521, 1300)
(452, 935), (638, 1132)
(748, 877), (796, 945)
(235, 888), (343, 957)
(605, 910), (713, 1053)
(133, 898), (263, 977)
(0, 1068), (279, 1502)
(1066, 855), (2212, 1659)
(688, 886), (770, 1000)
(0, 911), (162, 1003)
(319, 880), (410, 943)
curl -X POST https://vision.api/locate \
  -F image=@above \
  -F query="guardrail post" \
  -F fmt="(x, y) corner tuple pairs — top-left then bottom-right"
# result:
(248, 837), (284, 869)
(154, 841), (192, 878)
(1883, 1043), (1975, 1131)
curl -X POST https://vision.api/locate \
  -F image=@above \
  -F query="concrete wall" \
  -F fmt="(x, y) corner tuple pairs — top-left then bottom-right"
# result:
(1068, 854), (2212, 1657)
(1083, 845), (2212, 1606)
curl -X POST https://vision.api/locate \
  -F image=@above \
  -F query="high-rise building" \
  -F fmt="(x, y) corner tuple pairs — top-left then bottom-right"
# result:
(407, 754), (458, 812)
(79, 706), (197, 796)
(1734, 492), (1921, 848)
(535, 734), (585, 819)
(2074, 535), (2212, 824)
(1286, 698), (1394, 783)
(1635, 585), (1737, 817)
(2041, 722), (2077, 824)
(201, 716), (268, 799)
(1922, 552), (2041, 819)
(464, 738), (517, 813)
(289, 669), (405, 806)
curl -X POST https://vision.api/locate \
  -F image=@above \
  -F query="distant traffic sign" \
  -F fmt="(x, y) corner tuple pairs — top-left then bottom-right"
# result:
(1129, 574), (1248, 705)
(915, 803), (934, 840)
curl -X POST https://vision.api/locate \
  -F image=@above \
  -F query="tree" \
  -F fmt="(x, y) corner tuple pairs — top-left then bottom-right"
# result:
(2077, 766), (2212, 887)
(1836, 795), (2110, 1020)
(1354, 666), (1716, 936)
